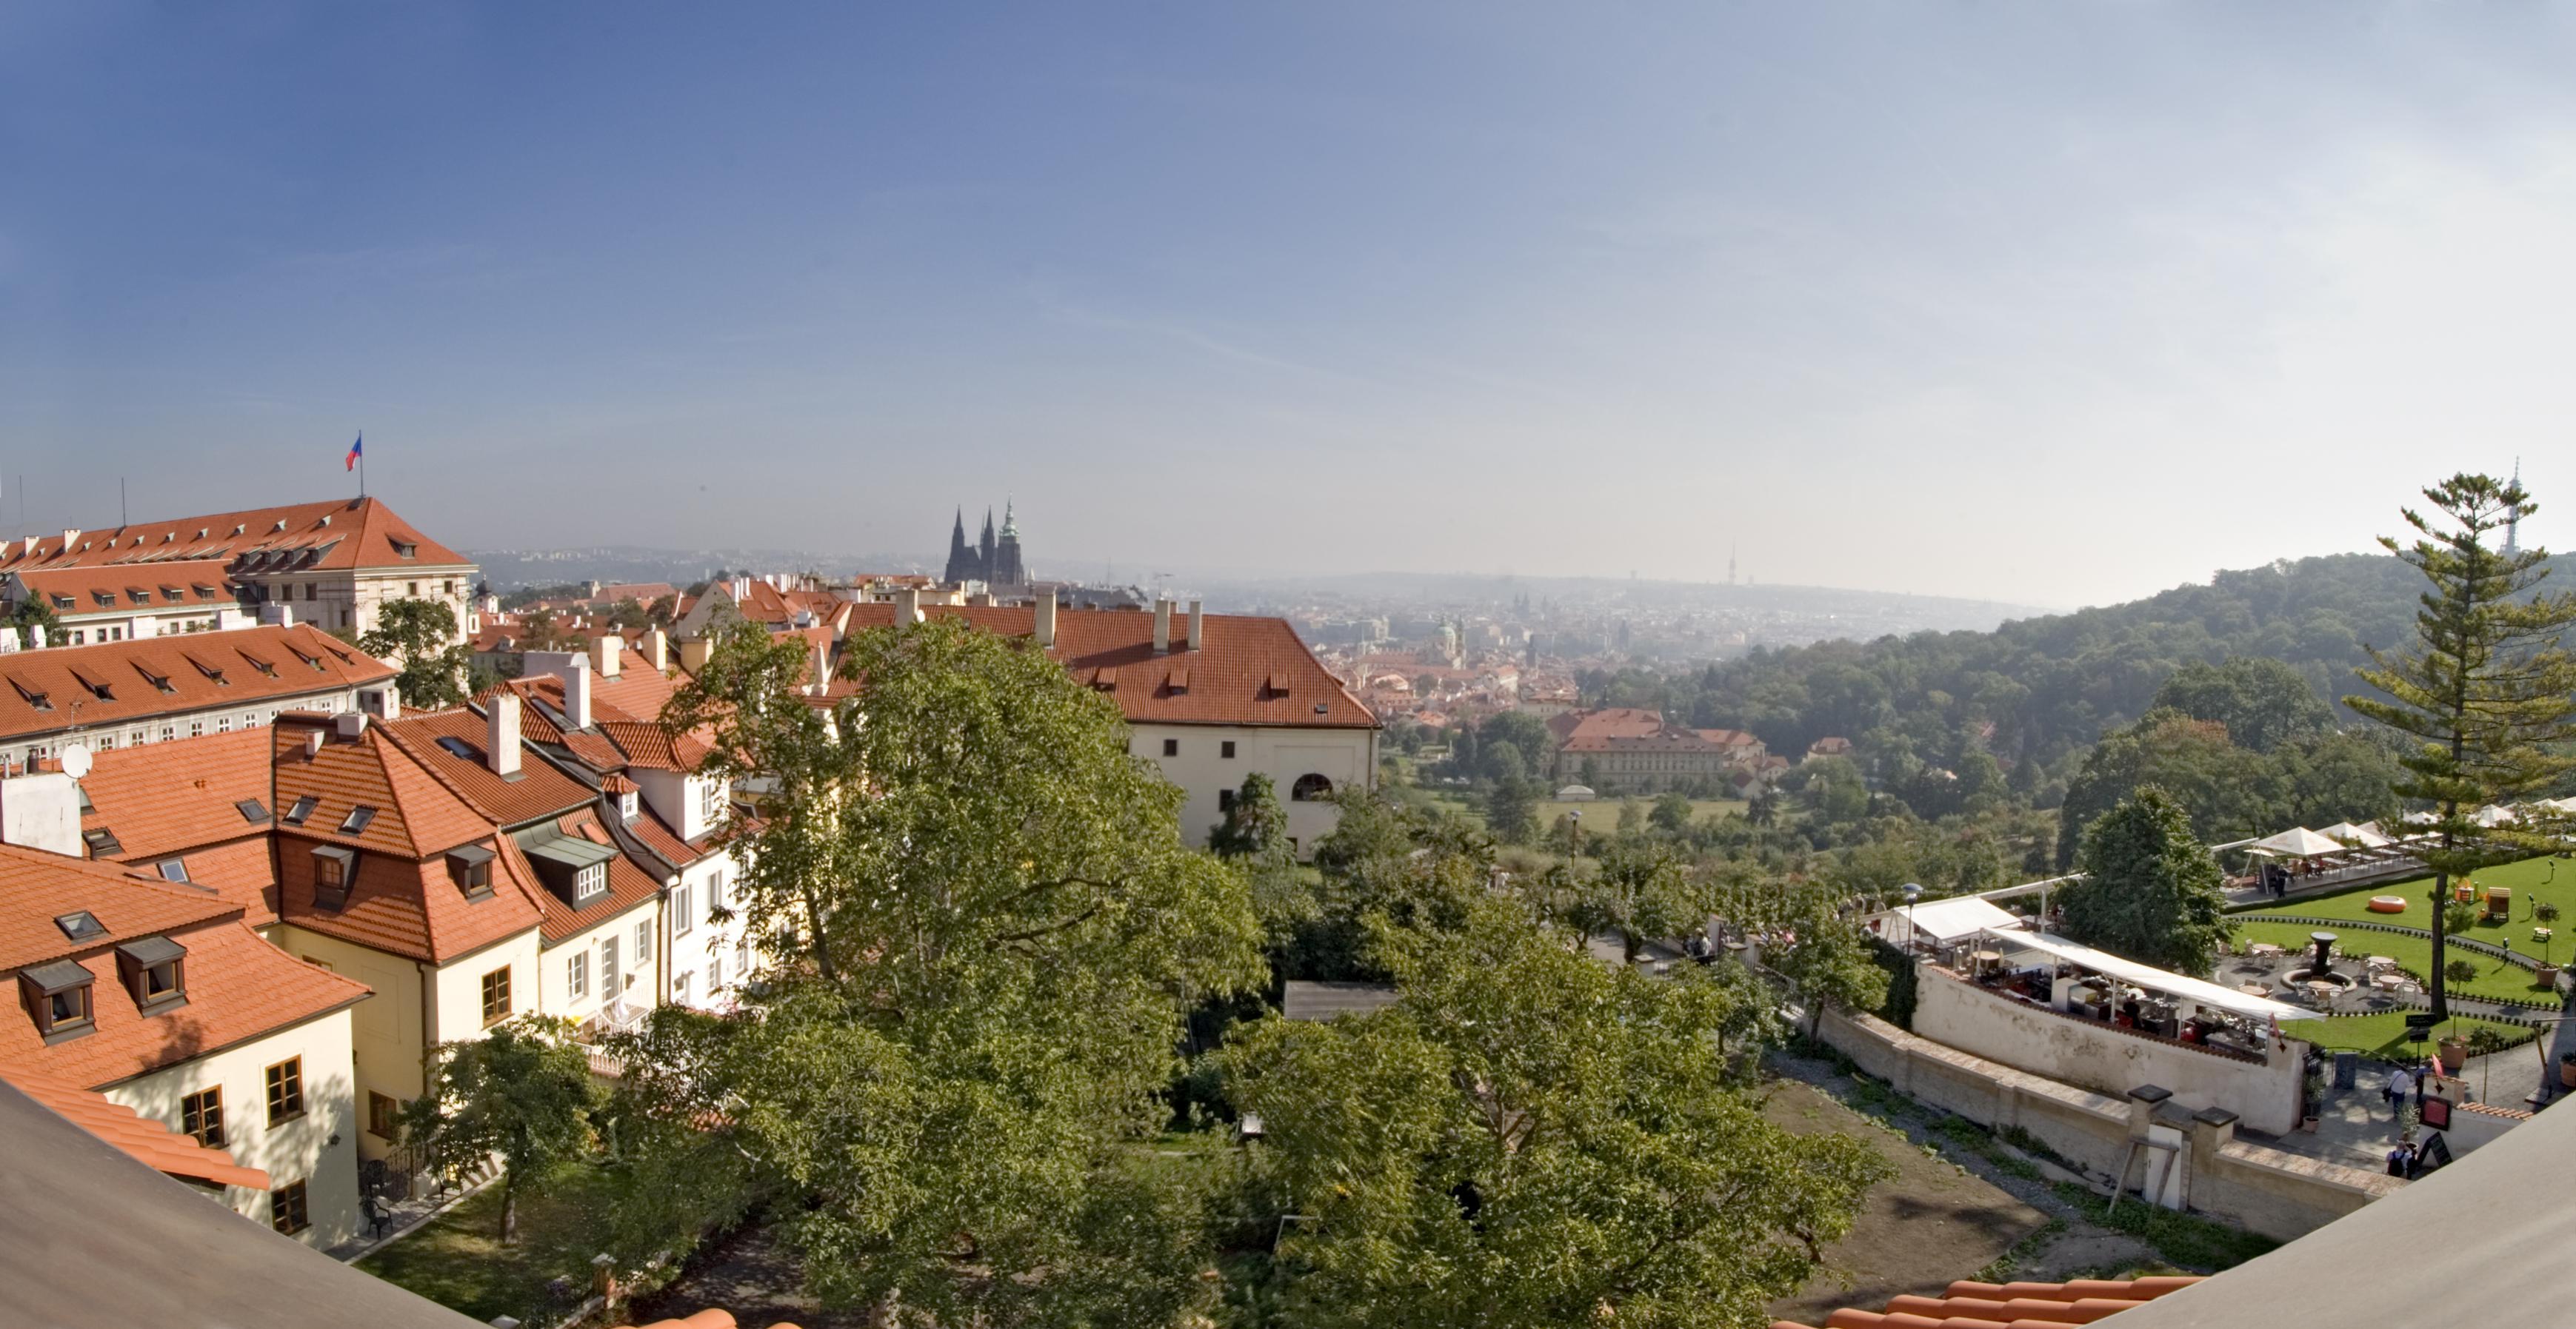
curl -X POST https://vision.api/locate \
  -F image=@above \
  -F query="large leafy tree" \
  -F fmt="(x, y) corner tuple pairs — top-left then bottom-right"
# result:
(1555, 839), (1708, 963)
(2348, 473), (2576, 1020)
(2061, 788), (2233, 974)
(1218, 901), (1890, 1329)
(2152, 656), (2335, 754)
(400, 1015), (602, 1244)
(1764, 887), (1893, 1039)
(1210, 771), (1291, 861)
(638, 618), (1264, 1322)
(358, 597), (475, 709)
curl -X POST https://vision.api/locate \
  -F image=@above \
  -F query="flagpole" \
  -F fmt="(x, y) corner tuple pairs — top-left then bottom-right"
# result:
(358, 431), (366, 500)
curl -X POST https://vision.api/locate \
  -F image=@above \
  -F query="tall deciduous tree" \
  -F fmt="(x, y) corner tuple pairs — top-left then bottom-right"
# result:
(1218, 901), (1890, 1329)
(2152, 657), (2335, 754)
(400, 1015), (602, 1245)
(642, 618), (1264, 1322)
(1210, 771), (1290, 862)
(2062, 788), (2233, 974)
(1763, 887), (1892, 1039)
(358, 597), (474, 709)
(2348, 473), (2576, 1020)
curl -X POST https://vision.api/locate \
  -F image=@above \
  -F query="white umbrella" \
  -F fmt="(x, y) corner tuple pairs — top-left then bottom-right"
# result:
(2316, 820), (2392, 848)
(2251, 827), (2346, 857)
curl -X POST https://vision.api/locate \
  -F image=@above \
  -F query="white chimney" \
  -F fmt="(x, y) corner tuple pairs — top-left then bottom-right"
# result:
(1152, 599), (1173, 654)
(809, 639), (830, 696)
(641, 629), (669, 673)
(27, 623), (44, 649)
(304, 730), (324, 760)
(1187, 600), (1204, 652)
(1033, 586), (1057, 649)
(59, 529), (79, 551)
(336, 712), (369, 740)
(0, 628), (17, 655)
(590, 635), (621, 679)
(558, 657), (593, 731)
(261, 603), (295, 627)
(0, 772), (84, 857)
(487, 692), (522, 777)
(894, 585), (921, 625)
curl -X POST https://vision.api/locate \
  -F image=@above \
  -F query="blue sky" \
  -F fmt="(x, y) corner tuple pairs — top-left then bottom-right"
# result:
(7, 4), (2576, 606)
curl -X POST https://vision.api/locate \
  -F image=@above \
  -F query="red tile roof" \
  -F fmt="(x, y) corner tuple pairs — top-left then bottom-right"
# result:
(0, 1063), (271, 1189)
(597, 583), (678, 603)
(635, 1310), (801, 1329)
(4, 559), (237, 612)
(0, 623), (396, 744)
(1771, 1276), (2203, 1329)
(0, 863), (372, 1089)
(76, 732), (284, 917)
(815, 605), (1375, 730)
(0, 496), (470, 573)
(532, 809), (664, 946)
(378, 708), (596, 829)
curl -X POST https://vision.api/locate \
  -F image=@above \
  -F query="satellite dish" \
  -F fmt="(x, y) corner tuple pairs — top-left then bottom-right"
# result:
(58, 743), (92, 781)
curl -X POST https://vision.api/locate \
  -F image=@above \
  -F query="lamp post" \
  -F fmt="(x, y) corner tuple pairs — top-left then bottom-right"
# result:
(1902, 883), (1923, 954)
(1569, 809), (1581, 857)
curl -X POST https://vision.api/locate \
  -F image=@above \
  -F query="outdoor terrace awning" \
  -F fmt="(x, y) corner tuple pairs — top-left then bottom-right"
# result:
(1900, 896), (2024, 945)
(1978, 928), (2321, 1022)
(2248, 827), (2346, 857)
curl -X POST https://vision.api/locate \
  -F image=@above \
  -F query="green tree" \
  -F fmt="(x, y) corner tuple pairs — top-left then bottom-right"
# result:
(2152, 657), (2335, 754)
(7, 596), (60, 649)
(2347, 473), (2576, 1020)
(1484, 775), (1539, 844)
(2061, 788), (2233, 974)
(1211, 771), (1291, 861)
(1218, 902), (1890, 1329)
(1764, 888), (1891, 1039)
(2055, 709), (2252, 867)
(400, 1015), (602, 1244)
(357, 597), (475, 709)
(1649, 790), (1694, 835)
(1560, 840), (1706, 963)
(646, 617), (1264, 1321)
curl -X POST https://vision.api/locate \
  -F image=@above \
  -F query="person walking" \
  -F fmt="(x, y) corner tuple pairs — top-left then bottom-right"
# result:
(2384, 1065), (2415, 1119)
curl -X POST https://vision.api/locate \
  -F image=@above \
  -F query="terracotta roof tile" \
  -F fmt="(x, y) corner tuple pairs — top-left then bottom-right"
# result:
(76, 732), (281, 923)
(0, 623), (396, 745)
(0, 902), (371, 1090)
(378, 708), (595, 829)
(0, 496), (470, 573)
(1770, 1277), (2203, 1329)
(0, 1062), (271, 1189)
(4, 559), (238, 611)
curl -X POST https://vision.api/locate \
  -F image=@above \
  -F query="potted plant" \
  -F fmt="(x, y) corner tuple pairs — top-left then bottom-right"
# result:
(2535, 901), (2561, 989)
(2437, 1027), (2470, 1074)
(2301, 1064), (2325, 1132)
(2561, 1051), (2576, 1091)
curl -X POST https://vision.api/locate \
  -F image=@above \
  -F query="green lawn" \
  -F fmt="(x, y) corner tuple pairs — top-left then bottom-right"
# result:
(359, 1165), (622, 1324)
(2240, 855), (2576, 968)
(2287, 1010), (2535, 1059)
(2229, 920), (2557, 1006)
(1540, 797), (1749, 829)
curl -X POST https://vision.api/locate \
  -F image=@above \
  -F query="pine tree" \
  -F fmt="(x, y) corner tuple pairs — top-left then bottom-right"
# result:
(2347, 474), (2576, 1021)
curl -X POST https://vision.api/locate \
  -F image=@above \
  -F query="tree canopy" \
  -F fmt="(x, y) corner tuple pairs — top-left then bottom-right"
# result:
(401, 1015), (602, 1244)
(358, 597), (475, 710)
(2061, 788), (2233, 975)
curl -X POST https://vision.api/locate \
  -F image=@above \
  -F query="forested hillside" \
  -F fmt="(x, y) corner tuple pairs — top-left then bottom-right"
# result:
(1583, 552), (2517, 774)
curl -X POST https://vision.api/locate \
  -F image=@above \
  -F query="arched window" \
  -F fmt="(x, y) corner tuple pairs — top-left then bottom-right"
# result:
(1290, 773), (1334, 802)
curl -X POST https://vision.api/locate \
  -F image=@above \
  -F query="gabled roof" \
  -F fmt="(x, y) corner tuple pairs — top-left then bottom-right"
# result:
(378, 708), (595, 829)
(0, 496), (470, 573)
(529, 809), (664, 947)
(271, 717), (491, 858)
(76, 727), (273, 860)
(0, 623), (396, 743)
(0, 1063), (270, 1189)
(0, 845), (233, 972)
(276, 822), (547, 965)
(817, 604), (1376, 729)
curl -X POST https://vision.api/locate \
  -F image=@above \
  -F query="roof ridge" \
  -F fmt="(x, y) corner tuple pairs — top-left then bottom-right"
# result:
(374, 722), (501, 848)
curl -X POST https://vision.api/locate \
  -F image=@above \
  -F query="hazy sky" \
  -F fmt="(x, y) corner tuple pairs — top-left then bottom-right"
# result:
(7, 4), (2576, 608)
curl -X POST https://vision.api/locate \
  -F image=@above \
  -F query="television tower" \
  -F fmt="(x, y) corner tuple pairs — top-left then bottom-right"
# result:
(1729, 543), (1738, 586)
(2506, 458), (2523, 558)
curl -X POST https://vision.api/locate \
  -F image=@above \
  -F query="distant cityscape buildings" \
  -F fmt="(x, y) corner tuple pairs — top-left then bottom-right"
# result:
(944, 502), (1027, 587)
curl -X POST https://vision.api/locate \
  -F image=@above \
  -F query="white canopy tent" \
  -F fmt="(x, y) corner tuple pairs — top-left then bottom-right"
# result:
(2315, 820), (2392, 848)
(2247, 826), (2348, 858)
(1894, 896), (2024, 946)
(1978, 928), (2322, 1022)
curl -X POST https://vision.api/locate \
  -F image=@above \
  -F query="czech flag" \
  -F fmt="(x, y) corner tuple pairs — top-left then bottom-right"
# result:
(345, 434), (363, 471)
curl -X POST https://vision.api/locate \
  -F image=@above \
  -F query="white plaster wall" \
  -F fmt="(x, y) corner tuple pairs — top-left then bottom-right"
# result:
(539, 899), (661, 1020)
(426, 933), (544, 1051)
(105, 1008), (364, 1249)
(1910, 965), (2306, 1136)
(667, 852), (748, 1008)
(1132, 723), (1375, 852)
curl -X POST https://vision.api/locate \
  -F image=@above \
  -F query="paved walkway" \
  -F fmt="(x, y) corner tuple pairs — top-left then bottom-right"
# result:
(326, 1168), (495, 1263)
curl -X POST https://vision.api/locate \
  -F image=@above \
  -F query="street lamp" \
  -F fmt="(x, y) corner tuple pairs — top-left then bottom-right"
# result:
(1569, 809), (1581, 856)
(1902, 883), (1923, 954)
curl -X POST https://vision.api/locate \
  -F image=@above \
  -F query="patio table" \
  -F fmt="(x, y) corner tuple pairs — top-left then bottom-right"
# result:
(2372, 973), (2409, 991)
(2249, 943), (2286, 959)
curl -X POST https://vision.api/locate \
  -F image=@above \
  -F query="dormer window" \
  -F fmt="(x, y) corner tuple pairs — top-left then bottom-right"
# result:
(240, 652), (278, 678)
(393, 540), (418, 559)
(90, 591), (114, 608)
(310, 846), (356, 909)
(11, 680), (50, 713)
(20, 960), (95, 1042)
(447, 843), (495, 900)
(282, 794), (318, 826)
(81, 827), (122, 856)
(48, 595), (71, 609)
(619, 791), (639, 822)
(115, 936), (187, 1011)
(338, 806), (376, 834)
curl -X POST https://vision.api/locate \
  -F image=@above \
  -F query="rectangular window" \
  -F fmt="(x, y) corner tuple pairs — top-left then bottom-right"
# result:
(598, 937), (620, 995)
(674, 971), (691, 1002)
(707, 871), (725, 911)
(1161, 738), (1178, 757)
(480, 966), (511, 1025)
(368, 1091), (400, 1140)
(710, 955), (723, 991)
(215, 715), (230, 733)
(270, 1180), (310, 1235)
(698, 779), (723, 824)
(736, 936), (750, 974)
(1218, 789), (1237, 813)
(265, 1057), (304, 1125)
(1222, 740), (1237, 759)
(181, 1087), (224, 1149)
(189, 719), (204, 738)
(673, 884), (693, 937)
(567, 949), (589, 1000)
(635, 920), (651, 963)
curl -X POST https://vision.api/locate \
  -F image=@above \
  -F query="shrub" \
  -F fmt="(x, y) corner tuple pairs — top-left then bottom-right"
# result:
(2445, 957), (2481, 985)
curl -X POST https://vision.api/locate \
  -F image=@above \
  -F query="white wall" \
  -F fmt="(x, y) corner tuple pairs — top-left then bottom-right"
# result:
(1910, 963), (2306, 1136)
(666, 853), (747, 1009)
(1132, 723), (1377, 853)
(538, 900), (660, 1021)
(106, 1008), (364, 1249)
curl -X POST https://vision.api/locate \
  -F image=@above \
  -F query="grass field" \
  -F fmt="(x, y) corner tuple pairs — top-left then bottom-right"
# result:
(2287, 1010), (2535, 1059)
(2240, 855), (2576, 969)
(2229, 919), (2557, 1006)
(359, 1166), (621, 1325)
